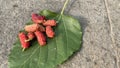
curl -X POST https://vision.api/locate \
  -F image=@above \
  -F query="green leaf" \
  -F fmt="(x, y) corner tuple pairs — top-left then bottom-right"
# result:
(8, 10), (82, 68)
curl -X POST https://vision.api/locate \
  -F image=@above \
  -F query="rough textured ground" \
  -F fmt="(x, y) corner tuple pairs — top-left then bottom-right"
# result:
(0, 0), (120, 68)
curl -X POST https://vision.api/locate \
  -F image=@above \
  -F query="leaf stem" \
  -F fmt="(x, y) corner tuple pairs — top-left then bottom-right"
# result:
(60, 0), (69, 15)
(25, 38), (32, 42)
(22, 48), (25, 52)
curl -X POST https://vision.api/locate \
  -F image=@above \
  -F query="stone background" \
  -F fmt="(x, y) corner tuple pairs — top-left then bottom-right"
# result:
(0, 0), (120, 68)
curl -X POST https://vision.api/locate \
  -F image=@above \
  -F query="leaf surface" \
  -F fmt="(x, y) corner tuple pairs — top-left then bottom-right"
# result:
(9, 10), (82, 68)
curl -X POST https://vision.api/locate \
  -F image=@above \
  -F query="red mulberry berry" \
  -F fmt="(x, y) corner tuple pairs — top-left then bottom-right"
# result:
(34, 30), (46, 46)
(25, 24), (39, 32)
(32, 13), (45, 24)
(43, 20), (56, 26)
(46, 26), (55, 38)
(18, 32), (30, 51)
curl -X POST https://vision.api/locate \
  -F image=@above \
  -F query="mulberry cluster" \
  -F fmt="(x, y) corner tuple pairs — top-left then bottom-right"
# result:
(18, 13), (57, 51)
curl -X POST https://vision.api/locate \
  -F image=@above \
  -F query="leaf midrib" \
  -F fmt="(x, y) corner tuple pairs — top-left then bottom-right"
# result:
(62, 16), (68, 56)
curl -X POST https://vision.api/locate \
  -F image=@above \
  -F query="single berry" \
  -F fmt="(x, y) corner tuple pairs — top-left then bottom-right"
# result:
(32, 13), (45, 24)
(46, 26), (55, 38)
(34, 30), (46, 46)
(18, 32), (30, 51)
(43, 20), (56, 26)
(25, 24), (40, 32)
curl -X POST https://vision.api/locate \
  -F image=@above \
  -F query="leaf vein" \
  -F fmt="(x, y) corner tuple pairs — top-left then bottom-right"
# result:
(38, 47), (41, 67)
(20, 46), (39, 68)
(43, 45), (48, 68)
(62, 16), (68, 56)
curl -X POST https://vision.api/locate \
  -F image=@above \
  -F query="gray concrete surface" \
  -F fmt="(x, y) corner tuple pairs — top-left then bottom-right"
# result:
(0, 0), (120, 68)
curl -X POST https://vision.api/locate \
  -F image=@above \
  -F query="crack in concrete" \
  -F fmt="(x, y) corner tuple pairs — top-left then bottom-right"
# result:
(103, 0), (120, 68)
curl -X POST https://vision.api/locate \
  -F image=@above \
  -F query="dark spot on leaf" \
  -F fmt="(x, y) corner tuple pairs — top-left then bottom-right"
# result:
(13, 4), (18, 7)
